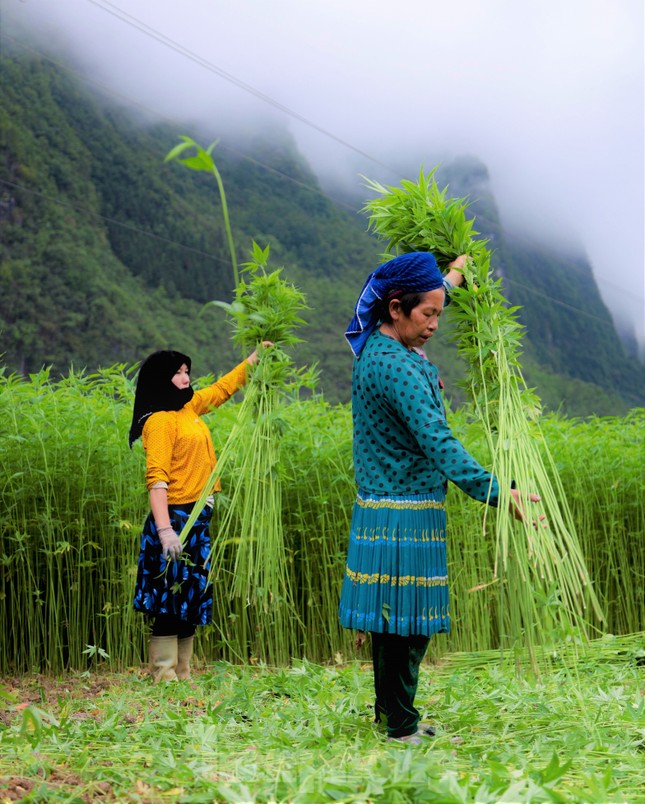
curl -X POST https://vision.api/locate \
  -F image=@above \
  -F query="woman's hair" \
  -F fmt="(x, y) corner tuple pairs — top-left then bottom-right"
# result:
(377, 291), (424, 324)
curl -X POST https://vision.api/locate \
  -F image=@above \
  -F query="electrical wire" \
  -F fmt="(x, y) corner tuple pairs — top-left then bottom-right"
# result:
(2, 25), (642, 317)
(83, 0), (399, 176)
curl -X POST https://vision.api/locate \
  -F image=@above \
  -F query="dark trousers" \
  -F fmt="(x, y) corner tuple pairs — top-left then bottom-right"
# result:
(151, 614), (196, 639)
(371, 632), (430, 738)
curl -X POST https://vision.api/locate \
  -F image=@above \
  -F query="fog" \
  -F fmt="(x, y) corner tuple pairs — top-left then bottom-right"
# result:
(3, 0), (644, 347)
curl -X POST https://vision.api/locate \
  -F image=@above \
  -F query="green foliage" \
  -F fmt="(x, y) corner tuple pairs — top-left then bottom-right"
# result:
(215, 242), (309, 353)
(0, 637), (643, 801)
(0, 366), (643, 673)
(0, 366), (148, 672)
(363, 167), (489, 268)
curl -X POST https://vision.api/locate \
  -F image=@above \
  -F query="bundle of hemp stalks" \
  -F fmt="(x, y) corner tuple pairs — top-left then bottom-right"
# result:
(166, 140), (313, 663)
(363, 169), (604, 663)
(178, 243), (312, 665)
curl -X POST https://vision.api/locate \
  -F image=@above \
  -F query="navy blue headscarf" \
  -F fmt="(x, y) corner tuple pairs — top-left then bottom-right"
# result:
(344, 252), (444, 357)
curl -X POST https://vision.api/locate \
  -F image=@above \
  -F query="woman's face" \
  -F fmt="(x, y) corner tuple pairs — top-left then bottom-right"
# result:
(171, 363), (191, 390)
(390, 288), (445, 349)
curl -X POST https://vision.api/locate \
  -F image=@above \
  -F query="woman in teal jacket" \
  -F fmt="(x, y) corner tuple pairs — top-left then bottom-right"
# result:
(339, 251), (538, 744)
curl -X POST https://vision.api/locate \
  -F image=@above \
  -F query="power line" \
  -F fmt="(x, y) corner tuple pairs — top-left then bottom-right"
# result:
(2, 29), (642, 315)
(84, 0), (399, 176)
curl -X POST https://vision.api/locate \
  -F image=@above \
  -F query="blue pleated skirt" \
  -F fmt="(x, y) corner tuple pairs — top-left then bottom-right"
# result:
(133, 502), (213, 627)
(338, 490), (450, 637)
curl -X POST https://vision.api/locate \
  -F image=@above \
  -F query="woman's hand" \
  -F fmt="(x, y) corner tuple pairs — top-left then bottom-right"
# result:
(509, 488), (547, 529)
(445, 255), (469, 288)
(246, 341), (274, 365)
(158, 526), (182, 561)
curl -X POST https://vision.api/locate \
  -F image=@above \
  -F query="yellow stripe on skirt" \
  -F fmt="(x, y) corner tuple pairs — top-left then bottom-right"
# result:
(338, 490), (450, 636)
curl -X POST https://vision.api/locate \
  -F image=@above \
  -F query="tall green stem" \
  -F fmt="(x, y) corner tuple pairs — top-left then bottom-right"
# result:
(209, 157), (239, 287)
(165, 136), (239, 287)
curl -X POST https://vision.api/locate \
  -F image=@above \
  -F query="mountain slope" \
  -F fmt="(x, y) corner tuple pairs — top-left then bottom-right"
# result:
(1, 50), (642, 415)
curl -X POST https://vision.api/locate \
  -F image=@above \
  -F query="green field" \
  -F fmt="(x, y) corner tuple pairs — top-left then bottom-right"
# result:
(2, 634), (644, 802)
(1, 367), (644, 801)
(1, 368), (643, 672)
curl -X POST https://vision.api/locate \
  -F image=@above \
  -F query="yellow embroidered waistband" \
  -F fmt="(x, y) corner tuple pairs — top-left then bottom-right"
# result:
(345, 566), (448, 587)
(356, 495), (445, 511)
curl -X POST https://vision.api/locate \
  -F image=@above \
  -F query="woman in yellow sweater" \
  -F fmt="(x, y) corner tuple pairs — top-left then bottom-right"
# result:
(128, 346), (268, 681)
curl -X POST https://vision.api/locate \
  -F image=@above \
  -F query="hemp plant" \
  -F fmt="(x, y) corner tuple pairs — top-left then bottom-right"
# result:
(362, 168), (604, 665)
(165, 136), (239, 286)
(165, 137), (314, 662)
(203, 245), (313, 663)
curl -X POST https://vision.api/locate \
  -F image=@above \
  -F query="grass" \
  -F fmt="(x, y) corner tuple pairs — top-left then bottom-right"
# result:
(1, 634), (644, 802)
(1, 362), (643, 673)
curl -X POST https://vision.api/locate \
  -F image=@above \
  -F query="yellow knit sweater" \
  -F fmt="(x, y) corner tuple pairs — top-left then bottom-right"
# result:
(142, 361), (247, 504)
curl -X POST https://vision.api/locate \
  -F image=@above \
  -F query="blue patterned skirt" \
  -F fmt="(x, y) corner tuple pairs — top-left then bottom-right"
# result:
(133, 502), (213, 626)
(338, 490), (450, 637)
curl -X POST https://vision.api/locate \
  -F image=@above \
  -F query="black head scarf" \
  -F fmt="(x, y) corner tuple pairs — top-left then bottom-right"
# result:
(128, 350), (194, 448)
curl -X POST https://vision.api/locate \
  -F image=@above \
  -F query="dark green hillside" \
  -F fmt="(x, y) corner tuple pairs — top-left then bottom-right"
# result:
(498, 235), (643, 404)
(0, 57), (237, 374)
(1, 50), (642, 414)
(0, 50), (436, 398)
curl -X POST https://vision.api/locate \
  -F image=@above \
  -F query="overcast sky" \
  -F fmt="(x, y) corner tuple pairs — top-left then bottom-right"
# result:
(3, 0), (644, 345)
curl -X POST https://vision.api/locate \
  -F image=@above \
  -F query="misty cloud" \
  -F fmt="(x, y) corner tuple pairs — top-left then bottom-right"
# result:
(3, 0), (644, 344)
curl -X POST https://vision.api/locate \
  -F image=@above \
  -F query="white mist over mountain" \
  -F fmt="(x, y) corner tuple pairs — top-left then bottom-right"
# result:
(3, 0), (643, 352)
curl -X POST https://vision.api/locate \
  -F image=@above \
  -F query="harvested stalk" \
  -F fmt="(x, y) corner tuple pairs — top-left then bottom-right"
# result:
(206, 245), (313, 663)
(362, 168), (604, 666)
(176, 242), (312, 663)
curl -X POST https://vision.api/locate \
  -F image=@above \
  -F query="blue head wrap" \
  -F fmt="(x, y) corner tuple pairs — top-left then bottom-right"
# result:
(344, 252), (444, 357)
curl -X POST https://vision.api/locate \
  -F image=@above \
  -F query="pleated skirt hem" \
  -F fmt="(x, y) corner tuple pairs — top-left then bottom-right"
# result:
(338, 490), (450, 637)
